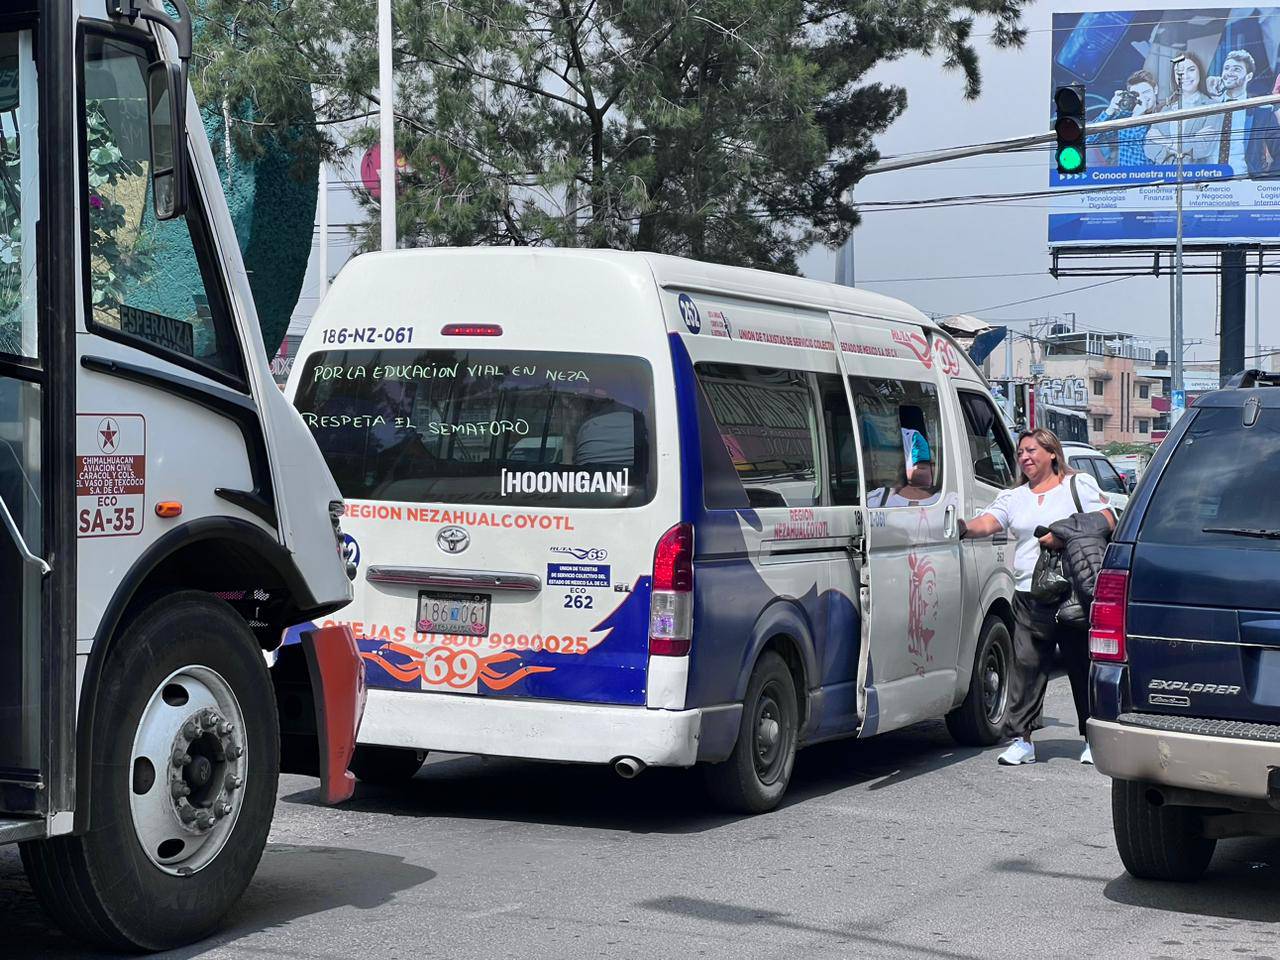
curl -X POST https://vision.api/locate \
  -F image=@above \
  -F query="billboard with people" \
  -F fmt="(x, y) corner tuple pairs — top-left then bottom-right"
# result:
(1049, 8), (1280, 246)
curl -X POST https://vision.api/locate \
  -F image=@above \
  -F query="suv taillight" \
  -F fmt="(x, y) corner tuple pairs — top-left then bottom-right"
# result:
(1089, 569), (1129, 661)
(649, 523), (693, 656)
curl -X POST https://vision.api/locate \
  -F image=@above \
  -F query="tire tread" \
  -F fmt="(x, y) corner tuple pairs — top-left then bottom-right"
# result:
(1111, 778), (1216, 881)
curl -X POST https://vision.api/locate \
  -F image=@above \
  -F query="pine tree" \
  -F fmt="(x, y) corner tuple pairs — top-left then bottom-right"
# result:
(196, 0), (1026, 271)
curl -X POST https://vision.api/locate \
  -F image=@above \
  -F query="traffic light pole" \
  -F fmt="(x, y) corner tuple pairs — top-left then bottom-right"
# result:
(864, 92), (1280, 174)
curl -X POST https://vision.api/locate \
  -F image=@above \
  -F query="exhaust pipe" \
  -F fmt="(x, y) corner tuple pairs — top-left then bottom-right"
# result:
(613, 757), (646, 779)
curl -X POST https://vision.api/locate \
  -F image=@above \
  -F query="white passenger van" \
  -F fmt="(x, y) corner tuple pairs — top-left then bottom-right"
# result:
(285, 248), (1019, 811)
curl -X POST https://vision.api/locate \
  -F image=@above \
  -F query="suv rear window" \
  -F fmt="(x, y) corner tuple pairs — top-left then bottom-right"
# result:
(294, 349), (656, 507)
(1140, 406), (1280, 547)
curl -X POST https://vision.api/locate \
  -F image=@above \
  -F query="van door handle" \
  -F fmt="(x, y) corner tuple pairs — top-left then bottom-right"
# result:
(943, 505), (957, 540)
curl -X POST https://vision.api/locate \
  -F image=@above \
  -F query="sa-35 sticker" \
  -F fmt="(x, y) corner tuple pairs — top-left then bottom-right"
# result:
(77, 414), (145, 538)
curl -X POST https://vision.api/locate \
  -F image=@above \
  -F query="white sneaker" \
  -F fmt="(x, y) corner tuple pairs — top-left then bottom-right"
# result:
(1080, 744), (1094, 765)
(997, 738), (1036, 765)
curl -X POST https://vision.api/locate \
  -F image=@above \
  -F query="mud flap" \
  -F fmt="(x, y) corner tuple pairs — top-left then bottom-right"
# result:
(275, 625), (364, 803)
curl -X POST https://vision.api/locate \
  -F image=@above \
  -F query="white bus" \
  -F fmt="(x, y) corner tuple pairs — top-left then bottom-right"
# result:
(287, 248), (1020, 812)
(2, 0), (363, 950)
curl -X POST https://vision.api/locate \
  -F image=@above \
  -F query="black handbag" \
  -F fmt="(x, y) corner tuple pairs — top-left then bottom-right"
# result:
(1030, 547), (1071, 602)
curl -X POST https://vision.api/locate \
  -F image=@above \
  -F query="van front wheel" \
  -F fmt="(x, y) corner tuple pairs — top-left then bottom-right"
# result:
(704, 651), (798, 815)
(946, 614), (1011, 746)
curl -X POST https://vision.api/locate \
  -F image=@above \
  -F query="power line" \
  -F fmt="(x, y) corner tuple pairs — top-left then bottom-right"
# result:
(959, 277), (1133, 315)
(861, 270), (1047, 283)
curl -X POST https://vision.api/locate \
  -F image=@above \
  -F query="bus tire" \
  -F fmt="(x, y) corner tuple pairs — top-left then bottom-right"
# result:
(1111, 778), (1216, 882)
(945, 614), (1012, 747)
(350, 745), (427, 785)
(20, 592), (279, 951)
(703, 651), (798, 815)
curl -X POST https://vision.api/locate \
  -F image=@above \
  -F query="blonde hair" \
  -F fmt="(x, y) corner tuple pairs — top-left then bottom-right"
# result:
(1014, 428), (1075, 485)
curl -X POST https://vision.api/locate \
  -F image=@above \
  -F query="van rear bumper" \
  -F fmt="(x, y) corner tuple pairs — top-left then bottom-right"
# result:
(1088, 716), (1280, 800)
(358, 687), (742, 767)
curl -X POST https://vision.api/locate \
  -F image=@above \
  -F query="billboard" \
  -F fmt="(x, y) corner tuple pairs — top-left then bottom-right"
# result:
(1050, 8), (1280, 246)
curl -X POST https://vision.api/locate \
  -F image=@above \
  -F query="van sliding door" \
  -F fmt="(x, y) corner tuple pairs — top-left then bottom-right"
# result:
(828, 313), (963, 736)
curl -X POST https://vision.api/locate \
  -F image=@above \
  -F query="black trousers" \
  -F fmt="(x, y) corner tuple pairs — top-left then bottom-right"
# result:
(1005, 591), (1091, 739)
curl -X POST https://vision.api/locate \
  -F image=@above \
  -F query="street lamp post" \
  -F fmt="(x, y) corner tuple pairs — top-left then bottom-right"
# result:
(378, 0), (395, 251)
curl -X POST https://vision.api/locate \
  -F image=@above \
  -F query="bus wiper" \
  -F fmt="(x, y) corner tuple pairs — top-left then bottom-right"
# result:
(1202, 526), (1280, 539)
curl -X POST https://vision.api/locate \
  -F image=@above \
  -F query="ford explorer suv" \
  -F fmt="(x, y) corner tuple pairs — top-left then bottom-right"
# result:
(1088, 371), (1280, 881)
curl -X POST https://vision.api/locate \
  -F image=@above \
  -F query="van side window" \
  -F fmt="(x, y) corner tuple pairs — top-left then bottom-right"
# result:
(81, 34), (244, 386)
(695, 363), (819, 509)
(816, 374), (859, 506)
(851, 377), (945, 507)
(958, 391), (1015, 488)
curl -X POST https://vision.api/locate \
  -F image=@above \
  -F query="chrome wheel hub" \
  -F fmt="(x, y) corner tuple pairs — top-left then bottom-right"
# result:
(129, 666), (247, 875)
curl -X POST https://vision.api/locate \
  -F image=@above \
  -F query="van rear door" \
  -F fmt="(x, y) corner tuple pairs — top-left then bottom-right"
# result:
(1128, 402), (1280, 722)
(292, 346), (670, 706)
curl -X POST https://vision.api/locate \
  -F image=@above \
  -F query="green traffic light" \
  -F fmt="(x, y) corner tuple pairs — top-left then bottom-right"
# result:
(1058, 146), (1084, 173)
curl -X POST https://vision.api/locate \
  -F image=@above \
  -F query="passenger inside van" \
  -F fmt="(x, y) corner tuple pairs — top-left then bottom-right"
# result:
(866, 409), (942, 507)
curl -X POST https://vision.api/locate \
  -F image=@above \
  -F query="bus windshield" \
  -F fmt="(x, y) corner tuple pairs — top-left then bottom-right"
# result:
(294, 348), (656, 508)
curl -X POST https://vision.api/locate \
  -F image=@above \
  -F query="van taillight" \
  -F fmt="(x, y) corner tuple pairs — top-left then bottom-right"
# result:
(441, 323), (502, 336)
(1089, 569), (1129, 662)
(649, 523), (693, 656)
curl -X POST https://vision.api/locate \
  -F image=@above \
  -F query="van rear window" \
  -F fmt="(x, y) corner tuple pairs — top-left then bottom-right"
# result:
(1140, 407), (1280, 547)
(294, 349), (655, 508)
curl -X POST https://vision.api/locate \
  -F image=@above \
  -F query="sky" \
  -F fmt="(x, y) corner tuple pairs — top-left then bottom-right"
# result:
(797, 0), (1272, 365)
(291, 1), (1271, 366)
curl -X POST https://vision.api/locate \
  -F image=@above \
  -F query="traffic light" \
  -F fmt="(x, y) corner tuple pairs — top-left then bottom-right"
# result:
(1054, 84), (1087, 175)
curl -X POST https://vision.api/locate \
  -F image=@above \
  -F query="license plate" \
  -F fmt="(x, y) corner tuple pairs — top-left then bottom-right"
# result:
(417, 591), (490, 636)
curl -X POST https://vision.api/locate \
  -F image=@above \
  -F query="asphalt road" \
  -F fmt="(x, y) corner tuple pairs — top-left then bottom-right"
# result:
(6, 675), (1280, 960)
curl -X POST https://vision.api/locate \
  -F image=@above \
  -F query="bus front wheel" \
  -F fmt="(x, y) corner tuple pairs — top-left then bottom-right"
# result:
(21, 592), (279, 951)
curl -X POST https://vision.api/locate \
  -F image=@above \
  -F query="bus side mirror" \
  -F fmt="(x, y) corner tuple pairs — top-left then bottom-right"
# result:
(146, 61), (188, 221)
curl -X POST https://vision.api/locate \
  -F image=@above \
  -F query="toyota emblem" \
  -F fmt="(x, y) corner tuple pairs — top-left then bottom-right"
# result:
(436, 525), (470, 555)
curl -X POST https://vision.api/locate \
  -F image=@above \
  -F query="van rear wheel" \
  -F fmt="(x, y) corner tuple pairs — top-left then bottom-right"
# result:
(350, 745), (427, 785)
(20, 593), (278, 951)
(1111, 778), (1216, 881)
(704, 651), (798, 814)
(945, 614), (1011, 747)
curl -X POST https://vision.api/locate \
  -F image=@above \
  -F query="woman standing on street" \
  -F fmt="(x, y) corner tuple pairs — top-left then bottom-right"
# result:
(958, 429), (1115, 766)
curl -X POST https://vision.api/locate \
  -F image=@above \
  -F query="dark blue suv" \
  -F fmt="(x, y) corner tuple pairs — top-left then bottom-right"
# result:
(1089, 371), (1280, 881)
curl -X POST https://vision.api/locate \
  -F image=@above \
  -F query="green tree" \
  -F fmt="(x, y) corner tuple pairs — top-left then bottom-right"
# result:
(195, 0), (1026, 271)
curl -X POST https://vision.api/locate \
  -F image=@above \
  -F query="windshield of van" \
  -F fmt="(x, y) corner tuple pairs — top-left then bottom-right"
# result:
(294, 349), (655, 507)
(1139, 406), (1280, 547)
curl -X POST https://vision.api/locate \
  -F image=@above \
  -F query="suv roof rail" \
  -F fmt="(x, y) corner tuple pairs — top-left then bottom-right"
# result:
(1225, 369), (1280, 389)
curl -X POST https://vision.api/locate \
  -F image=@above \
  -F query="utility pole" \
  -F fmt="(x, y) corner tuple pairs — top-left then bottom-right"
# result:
(1172, 56), (1186, 405)
(1255, 267), (1262, 368)
(378, 0), (395, 251)
(1004, 327), (1014, 423)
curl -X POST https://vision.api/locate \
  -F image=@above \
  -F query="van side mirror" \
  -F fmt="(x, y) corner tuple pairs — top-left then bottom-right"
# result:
(146, 61), (188, 221)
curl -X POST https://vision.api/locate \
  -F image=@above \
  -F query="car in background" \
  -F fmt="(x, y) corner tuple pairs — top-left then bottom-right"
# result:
(1089, 371), (1280, 881)
(1062, 441), (1130, 512)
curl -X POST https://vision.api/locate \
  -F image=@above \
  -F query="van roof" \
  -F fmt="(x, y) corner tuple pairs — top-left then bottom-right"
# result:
(337, 248), (936, 329)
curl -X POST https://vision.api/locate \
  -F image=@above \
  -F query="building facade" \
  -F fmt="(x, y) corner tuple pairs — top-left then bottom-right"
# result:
(987, 328), (1165, 447)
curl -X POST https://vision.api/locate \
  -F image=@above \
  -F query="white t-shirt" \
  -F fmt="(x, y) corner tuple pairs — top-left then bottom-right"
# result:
(982, 473), (1109, 592)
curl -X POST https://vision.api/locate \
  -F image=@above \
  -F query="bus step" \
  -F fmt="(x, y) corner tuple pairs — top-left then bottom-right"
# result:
(0, 815), (46, 844)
